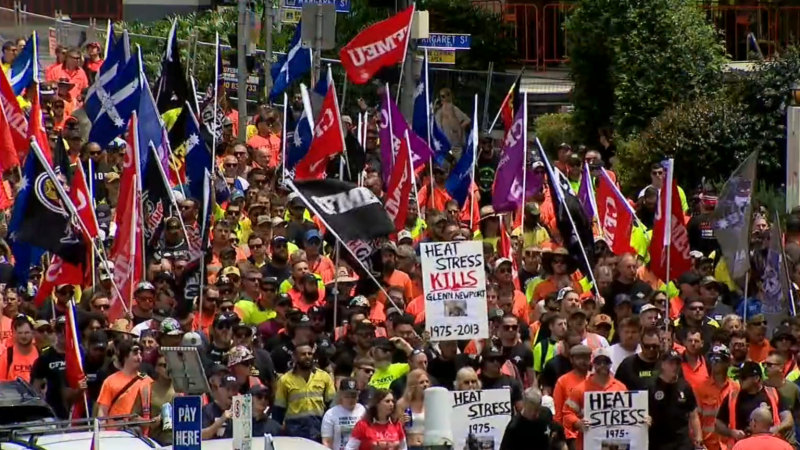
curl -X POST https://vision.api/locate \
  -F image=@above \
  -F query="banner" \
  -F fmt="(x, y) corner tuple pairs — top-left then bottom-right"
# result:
(384, 134), (412, 232)
(451, 389), (512, 450)
(713, 151), (757, 280)
(596, 169), (635, 256)
(584, 391), (649, 450)
(339, 6), (414, 84)
(649, 161), (692, 282)
(421, 241), (488, 341)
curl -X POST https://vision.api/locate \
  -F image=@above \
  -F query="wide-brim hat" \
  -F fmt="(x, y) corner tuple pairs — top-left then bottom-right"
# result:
(541, 247), (578, 274)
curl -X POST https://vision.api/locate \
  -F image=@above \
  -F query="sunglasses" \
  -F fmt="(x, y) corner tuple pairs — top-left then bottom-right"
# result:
(642, 344), (660, 351)
(260, 285), (277, 291)
(215, 323), (232, 330)
(553, 258), (567, 264)
(250, 243), (263, 249)
(219, 306), (234, 313)
(503, 325), (518, 331)
(93, 304), (110, 310)
(750, 321), (767, 326)
(224, 163), (237, 168)
(496, 268), (510, 274)
(688, 306), (704, 311)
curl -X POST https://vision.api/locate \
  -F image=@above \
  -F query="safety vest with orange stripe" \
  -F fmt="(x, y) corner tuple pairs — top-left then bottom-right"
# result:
(728, 386), (780, 431)
(696, 376), (738, 450)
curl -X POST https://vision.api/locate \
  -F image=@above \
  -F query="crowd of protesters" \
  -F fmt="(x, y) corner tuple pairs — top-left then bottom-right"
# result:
(2, 33), (800, 450)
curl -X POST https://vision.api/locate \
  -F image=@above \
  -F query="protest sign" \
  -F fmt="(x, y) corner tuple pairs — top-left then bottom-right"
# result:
(232, 394), (253, 450)
(421, 241), (488, 341)
(173, 396), (202, 450)
(451, 389), (512, 450)
(584, 391), (648, 450)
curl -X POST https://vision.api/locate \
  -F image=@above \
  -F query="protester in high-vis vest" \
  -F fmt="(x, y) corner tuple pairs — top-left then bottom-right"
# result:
(732, 407), (794, 450)
(695, 345), (738, 450)
(762, 351), (800, 447)
(770, 326), (800, 382)
(96, 340), (152, 421)
(715, 361), (793, 442)
(553, 344), (591, 441)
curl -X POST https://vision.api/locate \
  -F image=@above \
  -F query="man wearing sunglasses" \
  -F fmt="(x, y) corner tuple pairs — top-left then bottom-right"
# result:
(205, 312), (238, 368)
(745, 313), (771, 363)
(615, 327), (662, 391)
(38, 283), (75, 322)
(674, 297), (719, 352)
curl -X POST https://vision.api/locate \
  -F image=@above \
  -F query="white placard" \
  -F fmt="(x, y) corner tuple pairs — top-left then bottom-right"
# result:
(421, 241), (488, 341)
(451, 389), (512, 450)
(584, 391), (649, 450)
(232, 394), (253, 450)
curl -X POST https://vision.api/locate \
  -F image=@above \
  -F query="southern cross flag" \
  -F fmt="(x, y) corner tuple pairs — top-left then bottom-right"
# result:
(182, 105), (213, 204)
(137, 66), (168, 174)
(85, 51), (141, 148)
(269, 22), (312, 102)
(9, 33), (38, 96)
(295, 69), (345, 180)
(340, 6), (414, 84)
(83, 28), (132, 143)
(412, 51), (430, 143)
(445, 95), (478, 207)
(286, 87), (314, 170)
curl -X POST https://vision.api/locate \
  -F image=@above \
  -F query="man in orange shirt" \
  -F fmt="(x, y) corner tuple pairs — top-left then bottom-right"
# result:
(681, 328), (710, 392)
(745, 314), (771, 363)
(696, 345), (738, 450)
(380, 242), (413, 302)
(246, 112), (281, 169)
(563, 347), (627, 450)
(494, 258), (530, 324)
(553, 344), (590, 433)
(96, 340), (152, 418)
(0, 315), (38, 382)
(304, 230), (335, 283)
(45, 48), (88, 102)
(732, 407), (793, 450)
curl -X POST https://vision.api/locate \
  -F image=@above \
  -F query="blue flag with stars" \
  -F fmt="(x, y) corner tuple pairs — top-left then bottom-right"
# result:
(286, 86), (314, 170)
(183, 106), (212, 204)
(445, 96), (478, 207)
(9, 33), (39, 95)
(412, 51), (429, 143)
(269, 23), (312, 102)
(85, 49), (141, 148)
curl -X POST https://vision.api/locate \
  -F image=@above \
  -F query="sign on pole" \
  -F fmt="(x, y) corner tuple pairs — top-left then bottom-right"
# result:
(421, 241), (488, 340)
(451, 389), (512, 450)
(418, 33), (472, 50)
(232, 394), (253, 450)
(283, 0), (350, 13)
(584, 391), (649, 450)
(427, 49), (456, 65)
(173, 396), (202, 450)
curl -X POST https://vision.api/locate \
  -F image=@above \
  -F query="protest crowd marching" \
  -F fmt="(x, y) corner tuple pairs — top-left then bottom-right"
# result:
(0, 4), (799, 450)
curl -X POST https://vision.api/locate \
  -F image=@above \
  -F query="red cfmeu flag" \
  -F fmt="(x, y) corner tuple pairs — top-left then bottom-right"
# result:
(0, 99), (19, 171)
(0, 71), (27, 161)
(26, 85), (52, 165)
(384, 133), (412, 231)
(33, 255), (84, 308)
(64, 299), (85, 388)
(498, 216), (520, 290)
(649, 162), (692, 282)
(108, 114), (143, 321)
(596, 169), (635, 256)
(294, 79), (345, 180)
(70, 163), (100, 240)
(339, 5), (414, 84)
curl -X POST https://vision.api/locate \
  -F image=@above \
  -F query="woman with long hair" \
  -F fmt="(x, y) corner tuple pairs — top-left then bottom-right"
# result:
(346, 389), (406, 450)
(395, 369), (429, 449)
(322, 378), (366, 450)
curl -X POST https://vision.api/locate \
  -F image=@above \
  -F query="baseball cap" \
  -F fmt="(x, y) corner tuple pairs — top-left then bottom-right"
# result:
(221, 266), (241, 278)
(213, 312), (238, 327)
(181, 331), (203, 347)
(494, 258), (512, 270)
(661, 350), (682, 363)
(33, 319), (51, 332)
(271, 235), (288, 245)
(295, 314), (313, 328)
(135, 281), (156, 294)
(381, 241), (398, 254)
(556, 287), (575, 302)
(338, 378), (358, 393)
(230, 190), (245, 202)
(255, 215), (272, 226)
(569, 344), (592, 357)
(700, 276), (721, 289)
(614, 294), (632, 306)
(639, 304), (659, 314)
(308, 305), (325, 317)
(305, 229), (322, 242)
(591, 314), (613, 328)
(677, 272), (702, 286)
(489, 308), (504, 321)
(373, 337), (395, 352)
(592, 347), (612, 363)
(221, 375), (238, 387)
(689, 250), (704, 259)
(227, 345), (255, 367)
(569, 308), (588, 319)
(160, 318), (183, 336)
(249, 384), (269, 397)
(349, 295), (370, 308)
(739, 361), (763, 379)
(275, 294), (292, 306)
(708, 344), (731, 364)
(397, 230), (413, 243)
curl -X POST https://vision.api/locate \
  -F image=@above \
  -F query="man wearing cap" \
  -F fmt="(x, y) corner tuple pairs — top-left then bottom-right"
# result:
(202, 371), (239, 439)
(274, 341), (336, 440)
(37, 283), (75, 322)
(82, 42), (103, 82)
(674, 297), (719, 352)
(616, 327), (662, 391)
(671, 271), (702, 320)
(45, 47), (88, 102)
(130, 281), (158, 325)
(745, 313), (771, 363)
(699, 276), (733, 322)
(31, 317), (73, 418)
(205, 312), (237, 367)
(263, 235), (292, 284)
(367, 335), (414, 390)
(771, 326), (800, 381)
(303, 229), (335, 284)
(322, 377), (366, 449)
(649, 350), (703, 450)
(717, 361), (793, 443)
(563, 348), (627, 450)
(97, 340), (153, 419)
(694, 345), (738, 450)
(494, 258), (531, 324)
(227, 345), (263, 394)
(479, 344), (524, 412)
(553, 344), (591, 433)
(235, 276), (279, 327)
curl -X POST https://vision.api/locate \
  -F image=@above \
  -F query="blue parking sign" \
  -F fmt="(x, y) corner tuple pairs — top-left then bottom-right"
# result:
(173, 396), (202, 450)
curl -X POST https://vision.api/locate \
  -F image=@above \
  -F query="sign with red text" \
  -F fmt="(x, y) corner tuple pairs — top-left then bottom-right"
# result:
(422, 241), (487, 341)
(584, 390), (648, 450)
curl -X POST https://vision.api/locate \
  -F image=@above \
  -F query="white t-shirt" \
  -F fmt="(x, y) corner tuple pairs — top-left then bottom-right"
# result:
(609, 343), (637, 373)
(321, 403), (366, 450)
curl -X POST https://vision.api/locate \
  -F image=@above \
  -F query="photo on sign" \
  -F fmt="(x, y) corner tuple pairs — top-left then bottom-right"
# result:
(475, 436), (495, 449)
(445, 299), (467, 317)
(601, 441), (631, 450)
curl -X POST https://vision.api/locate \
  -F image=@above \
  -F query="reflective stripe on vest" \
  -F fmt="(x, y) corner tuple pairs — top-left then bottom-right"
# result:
(249, 376), (262, 387)
(728, 386), (780, 430)
(140, 383), (151, 437)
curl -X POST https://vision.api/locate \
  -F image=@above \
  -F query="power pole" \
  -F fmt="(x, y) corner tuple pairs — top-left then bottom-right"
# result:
(399, 0), (415, 120)
(237, 0), (249, 140)
(264, 0), (274, 100)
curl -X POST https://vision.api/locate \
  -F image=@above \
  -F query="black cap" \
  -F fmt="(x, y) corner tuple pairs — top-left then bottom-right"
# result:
(740, 361), (763, 380)
(677, 271), (702, 286)
(153, 307), (172, 321)
(275, 294), (292, 306)
(295, 314), (313, 328)
(308, 305), (325, 317)
(302, 273), (317, 283)
(87, 330), (108, 349)
(338, 378), (358, 392)
(261, 276), (279, 286)
(772, 325), (797, 346)
(249, 384), (269, 396)
(373, 337), (394, 351)
(213, 312), (238, 327)
(661, 350), (682, 363)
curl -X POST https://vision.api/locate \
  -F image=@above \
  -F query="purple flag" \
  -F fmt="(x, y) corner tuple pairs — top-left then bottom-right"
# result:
(577, 163), (597, 220)
(379, 93), (435, 183)
(492, 106), (526, 212)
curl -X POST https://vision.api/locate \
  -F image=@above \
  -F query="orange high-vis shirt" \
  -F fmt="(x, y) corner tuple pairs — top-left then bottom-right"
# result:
(553, 370), (588, 428)
(380, 270), (414, 303)
(681, 356), (710, 393)
(532, 277), (583, 303)
(748, 339), (772, 363)
(406, 295), (424, 317)
(732, 434), (793, 450)
(512, 290), (530, 325)
(308, 255), (336, 284)
(563, 376), (628, 449)
(695, 376), (738, 450)
(0, 345), (38, 382)
(97, 371), (152, 417)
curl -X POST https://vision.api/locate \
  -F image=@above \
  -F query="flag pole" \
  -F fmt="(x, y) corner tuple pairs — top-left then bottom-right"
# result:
(778, 212), (797, 316)
(150, 144), (192, 246)
(424, 48), (435, 218)
(663, 159), (674, 329)
(28, 140), (131, 315)
(520, 93), (528, 239)
(103, 19), (112, 59)
(486, 67), (524, 134)
(333, 158), (343, 333)
(395, 3), (416, 104)
(211, 32), (220, 165)
(87, 160), (97, 293)
(281, 93), (288, 179)
(285, 180), (404, 313)
(330, 66), (351, 180)
(469, 94), (478, 231)
(404, 130), (422, 220)
(385, 84), (395, 167)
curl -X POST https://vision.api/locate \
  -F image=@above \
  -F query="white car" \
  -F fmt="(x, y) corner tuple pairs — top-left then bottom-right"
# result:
(157, 436), (329, 450)
(1, 430), (161, 450)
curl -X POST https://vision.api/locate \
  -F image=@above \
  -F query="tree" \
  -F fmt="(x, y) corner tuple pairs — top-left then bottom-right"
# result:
(566, 0), (727, 143)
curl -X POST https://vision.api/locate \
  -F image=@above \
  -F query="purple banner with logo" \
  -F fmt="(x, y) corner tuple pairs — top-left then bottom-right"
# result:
(379, 93), (434, 183)
(492, 106), (527, 213)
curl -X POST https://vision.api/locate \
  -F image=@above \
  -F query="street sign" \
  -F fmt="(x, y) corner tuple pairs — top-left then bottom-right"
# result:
(427, 49), (456, 65)
(301, 3), (337, 50)
(283, 0), (350, 13)
(222, 66), (261, 100)
(173, 396), (202, 450)
(281, 8), (302, 24)
(418, 33), (471, 50)
(232, 394), (252, 450)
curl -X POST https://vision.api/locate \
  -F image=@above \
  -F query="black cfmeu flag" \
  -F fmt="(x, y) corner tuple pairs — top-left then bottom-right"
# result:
(293, 179), (395, 241)
(155, 19), (189, 114)
(142, 145), (173, 257)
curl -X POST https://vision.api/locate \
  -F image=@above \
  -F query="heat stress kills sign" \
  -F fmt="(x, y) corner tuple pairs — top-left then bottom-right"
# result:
(584, 391), (649, 450)
(421, 241), (488, 341)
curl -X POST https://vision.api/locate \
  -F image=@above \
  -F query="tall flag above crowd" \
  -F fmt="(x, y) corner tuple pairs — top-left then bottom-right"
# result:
(649, 160), (692, 282)
(9, 32), (39, 96)
(156, 19), (189, 113)
(295, 66), (345, 180)
(445, 95), (478, 208)
(712, 151), (757, 281)
(270, 22), (312, 102)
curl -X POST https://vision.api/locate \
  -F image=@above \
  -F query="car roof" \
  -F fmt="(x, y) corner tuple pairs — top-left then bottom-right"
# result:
(2, 430), (159, 450)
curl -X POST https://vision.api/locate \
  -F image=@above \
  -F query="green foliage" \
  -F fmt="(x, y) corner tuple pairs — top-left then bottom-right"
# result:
(566, 0), (727, 142)
(533, 113), (579, 155)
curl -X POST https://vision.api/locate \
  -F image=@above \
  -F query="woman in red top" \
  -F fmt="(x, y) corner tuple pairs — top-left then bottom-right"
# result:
(346, 389), (407, 450)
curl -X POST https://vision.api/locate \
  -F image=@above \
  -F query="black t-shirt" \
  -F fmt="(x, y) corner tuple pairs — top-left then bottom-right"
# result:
(648, 377), (697, 450)
(540, 354), (571, 391)
(499, 408), (564, 450)
(687, 213), (719, 256)
(332, 340), (358, 377)
(717, 388), (790, 432)
(252, 416), (282, 437)
(252, 347), (276, 384)
(261, 263), (291, 286)
(480, 375), (523, 405)
(202, 401), (232, 439)
(502, 343), (533, 380)
(31, 347), (67, 419)
(83, 356), (111, 407)
(84, 160), (112, 204)
(615, 354), (658, 391)
(476, 155), (499, 207)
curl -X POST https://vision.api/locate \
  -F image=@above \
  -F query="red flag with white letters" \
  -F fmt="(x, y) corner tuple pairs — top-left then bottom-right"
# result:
(339, 6), (414, 84)
(33, 255), (84, 308)
(649, 161), (692, 282)
(384, 134), (412, 232)
(0, 71), (27, 162)
(294, 76), (345, 180)
(70, 163), (100, 240)
(596, 169), (635, 256)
